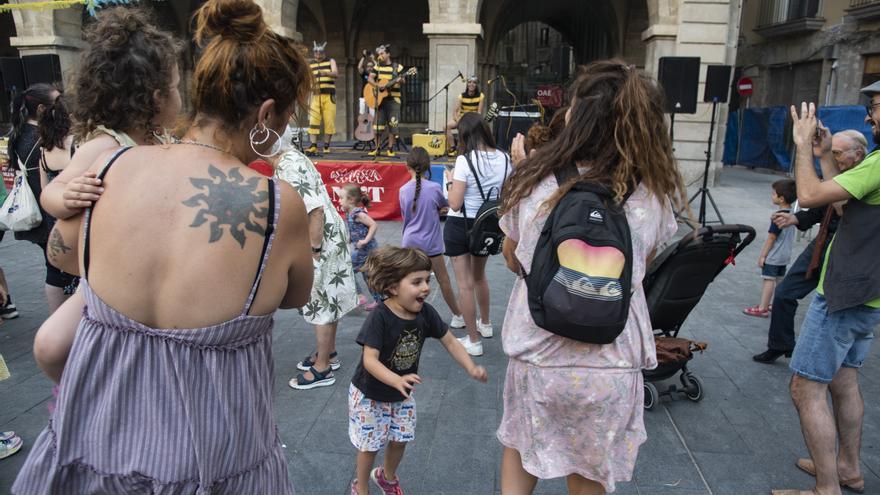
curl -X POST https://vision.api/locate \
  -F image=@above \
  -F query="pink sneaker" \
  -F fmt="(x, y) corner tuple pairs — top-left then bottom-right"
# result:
(370, 467), (403, 495)
(350, 480), (360, 495)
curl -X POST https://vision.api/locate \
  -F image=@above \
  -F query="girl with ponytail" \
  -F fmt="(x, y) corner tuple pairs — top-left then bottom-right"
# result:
(5, 83), (60, 318)
(399, 146), (463, 323)
(496, 60), (686, 495)
(17, 1), (312, 493)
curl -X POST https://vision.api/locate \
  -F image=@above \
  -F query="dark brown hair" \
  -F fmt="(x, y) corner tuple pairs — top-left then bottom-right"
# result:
(191, 0), (311, 130)
(406, 146), (431, 213)
(363, 246), (432, 297)
(73, 7), (180, 140)
(548, 105), (568, 140)
(342, 183), (370, 208)
(7, 83), (55, 166)
(457, 112), (497, 175)
(772, 179), (797, 204)
(38, 92), (71, 151)
(501, 60), (686, 214)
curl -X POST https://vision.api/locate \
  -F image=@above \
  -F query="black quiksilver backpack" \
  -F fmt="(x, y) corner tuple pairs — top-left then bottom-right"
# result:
(462, 153), (509, 256)
(525, 164), (634, 344)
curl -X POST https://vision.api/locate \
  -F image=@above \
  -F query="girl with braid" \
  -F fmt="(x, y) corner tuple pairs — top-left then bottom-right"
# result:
(399, 147), (464, 326)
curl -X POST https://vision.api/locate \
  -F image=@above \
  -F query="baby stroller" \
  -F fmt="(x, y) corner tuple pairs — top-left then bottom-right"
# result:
(641, 224), (756, 410)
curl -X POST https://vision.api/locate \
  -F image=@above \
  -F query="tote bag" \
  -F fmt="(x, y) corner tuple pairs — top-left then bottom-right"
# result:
(0, 141), (43, 232)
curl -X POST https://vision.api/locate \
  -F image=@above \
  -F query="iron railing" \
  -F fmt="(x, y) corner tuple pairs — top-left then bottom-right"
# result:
(758, 0), (822, 26)
(396, 55), (428, 124)
(850, 0), (879, 8)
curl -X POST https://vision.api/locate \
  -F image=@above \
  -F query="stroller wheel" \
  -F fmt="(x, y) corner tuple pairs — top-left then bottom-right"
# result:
(680, 373), (704, 402)
(643, 382), (659, 410)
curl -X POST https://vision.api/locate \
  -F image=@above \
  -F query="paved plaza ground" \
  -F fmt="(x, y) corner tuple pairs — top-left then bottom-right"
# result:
(1, 166), (879, 494)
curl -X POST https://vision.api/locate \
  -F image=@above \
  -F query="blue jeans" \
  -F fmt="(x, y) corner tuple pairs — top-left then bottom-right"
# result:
(790, 294), (880, 383)
(767, 238), (823, 351)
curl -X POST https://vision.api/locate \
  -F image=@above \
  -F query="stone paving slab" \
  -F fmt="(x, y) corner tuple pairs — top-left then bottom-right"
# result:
(1, 167), (878, 494)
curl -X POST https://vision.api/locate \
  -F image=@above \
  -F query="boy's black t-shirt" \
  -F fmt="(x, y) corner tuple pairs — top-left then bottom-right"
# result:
(351, 302), (448, 402)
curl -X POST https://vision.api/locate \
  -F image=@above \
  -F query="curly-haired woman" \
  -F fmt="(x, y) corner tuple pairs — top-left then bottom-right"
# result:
(496, 61), (686, 495)
(39, 6), (182, 220)
(15, 1), (313, 492)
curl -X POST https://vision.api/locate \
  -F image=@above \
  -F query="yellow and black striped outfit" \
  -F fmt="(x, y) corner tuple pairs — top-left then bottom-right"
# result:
(308, 59), (336, 136)
(459, 90), (484, 116)
(370, 62), (404, 132)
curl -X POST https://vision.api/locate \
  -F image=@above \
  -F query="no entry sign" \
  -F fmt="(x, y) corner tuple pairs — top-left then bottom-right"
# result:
(737, 77), (754, 97)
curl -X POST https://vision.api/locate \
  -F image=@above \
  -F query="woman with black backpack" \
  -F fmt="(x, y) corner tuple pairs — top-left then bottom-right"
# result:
(495, 61), (687, 494)
(443, 112), (510, 357)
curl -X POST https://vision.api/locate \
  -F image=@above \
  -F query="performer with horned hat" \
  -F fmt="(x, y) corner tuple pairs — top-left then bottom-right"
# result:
(307, 41), (338, 154)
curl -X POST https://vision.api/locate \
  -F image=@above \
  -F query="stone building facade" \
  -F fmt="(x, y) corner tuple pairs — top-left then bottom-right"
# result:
(5, 0), (748, 184)
(736, 0), (880, 108)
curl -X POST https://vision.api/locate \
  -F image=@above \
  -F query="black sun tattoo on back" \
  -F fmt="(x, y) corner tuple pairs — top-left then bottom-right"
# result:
(182, 165), (269, 249)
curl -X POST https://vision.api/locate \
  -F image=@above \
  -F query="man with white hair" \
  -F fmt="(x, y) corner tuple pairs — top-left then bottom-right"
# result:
(753, 129), (867, 363)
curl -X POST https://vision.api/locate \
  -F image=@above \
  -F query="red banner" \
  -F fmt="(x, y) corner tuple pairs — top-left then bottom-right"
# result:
(315, 161), (411, 221)
(536, 84), (565, 108)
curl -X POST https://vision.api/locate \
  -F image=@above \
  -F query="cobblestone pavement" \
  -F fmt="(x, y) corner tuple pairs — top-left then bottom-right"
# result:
(1, 167), (878, 494)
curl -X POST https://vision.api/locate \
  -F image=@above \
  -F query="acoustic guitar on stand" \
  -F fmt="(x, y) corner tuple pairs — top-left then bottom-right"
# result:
(363, 67), (418, 110)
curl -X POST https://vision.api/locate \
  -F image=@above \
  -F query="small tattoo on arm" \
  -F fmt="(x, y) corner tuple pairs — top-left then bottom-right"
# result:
(48, 228), (73, 261)
(182, 165), (268, 249)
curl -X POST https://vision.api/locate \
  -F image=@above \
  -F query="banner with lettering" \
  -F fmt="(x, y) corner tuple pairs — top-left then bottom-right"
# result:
(315, 162), (412, 221)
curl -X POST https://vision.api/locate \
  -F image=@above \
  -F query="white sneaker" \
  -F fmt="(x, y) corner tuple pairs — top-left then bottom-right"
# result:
(477, 320), (493, 338)
(457, 336), (483, 356)
(450, 314), (465, 329)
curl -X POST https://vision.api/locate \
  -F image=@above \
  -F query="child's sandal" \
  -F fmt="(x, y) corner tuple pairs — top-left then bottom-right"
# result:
(743, 306), (769, 318)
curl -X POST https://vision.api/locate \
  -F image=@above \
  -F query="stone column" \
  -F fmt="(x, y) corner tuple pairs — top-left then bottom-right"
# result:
(10, 3), (87, 85)
(255, 0), (302, 41)
(641, 0), (740, 188)
(423, 23), (481, 132)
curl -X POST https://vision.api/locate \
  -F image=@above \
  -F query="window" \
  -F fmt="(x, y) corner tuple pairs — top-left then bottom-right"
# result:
(540, 28), (550, 47)
(862, 54), (880, 89)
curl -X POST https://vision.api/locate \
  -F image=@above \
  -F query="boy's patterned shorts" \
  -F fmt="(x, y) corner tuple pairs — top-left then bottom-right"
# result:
(348, 383), (416, 452)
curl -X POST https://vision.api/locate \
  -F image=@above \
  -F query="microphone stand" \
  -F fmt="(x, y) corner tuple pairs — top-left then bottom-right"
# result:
(427, 72), (462, 160)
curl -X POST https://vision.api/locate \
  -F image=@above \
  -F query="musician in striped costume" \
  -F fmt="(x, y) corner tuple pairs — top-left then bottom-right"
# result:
(307, 41), (338, 154)
(446, 76), (485, 155)
(368, 44), (405, 158)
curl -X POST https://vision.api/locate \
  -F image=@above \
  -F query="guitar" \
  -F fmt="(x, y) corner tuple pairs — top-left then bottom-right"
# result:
(363, 67), (418, 110)
(354, 112), (375, 142)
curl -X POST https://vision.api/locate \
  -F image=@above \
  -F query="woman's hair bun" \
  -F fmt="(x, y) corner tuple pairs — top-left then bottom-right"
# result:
(194, 0), (267, 44)
(88, 8), (152, 47)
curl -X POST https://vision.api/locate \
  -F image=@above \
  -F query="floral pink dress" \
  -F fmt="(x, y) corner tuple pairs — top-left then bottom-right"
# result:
(496, 174), (678, 492)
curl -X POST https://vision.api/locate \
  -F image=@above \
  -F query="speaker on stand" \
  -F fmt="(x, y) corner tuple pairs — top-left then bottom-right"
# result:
(0, 58), (26, 126)
(657, 56), (700, 144)
(688, 64), (732, 226)
(22, 54), (62, 86)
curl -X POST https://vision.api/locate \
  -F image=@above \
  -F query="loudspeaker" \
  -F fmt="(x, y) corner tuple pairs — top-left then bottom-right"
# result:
(493, 111), (540, 151)
(23, 54), (62, 86)
(552, 45), (572, 80)
(704, 65), (732, 103)
(0, 57), (25, 93)
(658, 57), (700, 114)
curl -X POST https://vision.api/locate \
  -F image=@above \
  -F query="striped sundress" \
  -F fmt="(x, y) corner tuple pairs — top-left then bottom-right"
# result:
(13, 148), (293, 494)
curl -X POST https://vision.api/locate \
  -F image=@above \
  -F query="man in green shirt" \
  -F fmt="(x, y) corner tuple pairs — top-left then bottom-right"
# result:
(773, 83), (880, 495)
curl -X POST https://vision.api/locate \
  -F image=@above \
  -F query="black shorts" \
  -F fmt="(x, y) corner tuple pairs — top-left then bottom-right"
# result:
(38, 241), (80, 294)
(376, 99), (400, 130)
(443, 216), (488, 258)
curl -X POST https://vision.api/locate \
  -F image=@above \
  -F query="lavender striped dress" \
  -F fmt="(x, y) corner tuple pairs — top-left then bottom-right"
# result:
(13, 171), (293, 494)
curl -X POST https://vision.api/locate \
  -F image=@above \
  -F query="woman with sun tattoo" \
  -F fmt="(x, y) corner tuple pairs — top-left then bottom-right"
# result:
(15, 1), (313, 493)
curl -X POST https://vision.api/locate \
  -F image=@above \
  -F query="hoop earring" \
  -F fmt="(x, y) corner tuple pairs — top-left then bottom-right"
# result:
(250, 122), (270, 146)
(249, 122), (282, 158)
